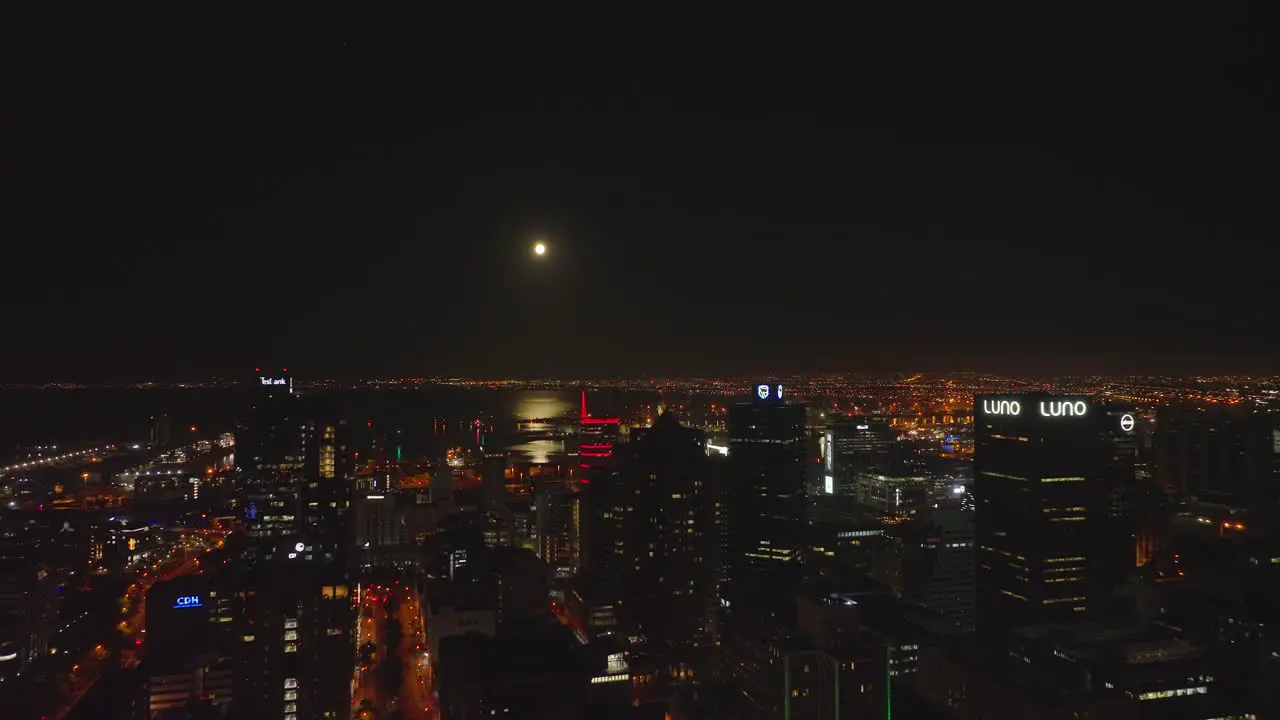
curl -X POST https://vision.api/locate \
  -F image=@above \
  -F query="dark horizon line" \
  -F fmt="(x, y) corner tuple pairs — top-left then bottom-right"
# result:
(1, 370), (1275, 386)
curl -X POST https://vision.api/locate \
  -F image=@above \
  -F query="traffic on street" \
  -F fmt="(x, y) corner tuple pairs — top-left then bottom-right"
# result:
(353, 579), (434, 720)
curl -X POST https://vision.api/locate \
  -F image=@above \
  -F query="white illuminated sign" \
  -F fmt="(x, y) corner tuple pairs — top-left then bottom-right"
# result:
(982, 399), (1022, 416)
(984, 398), (1091, 418)
(1039, 400), (1087, 417)
(294, 542), (306, 552)
(775, 384), (784, 401)
(825, 475), (834, 495)
(260, 377), (287, 386)
(756, 384), (771, 400)
(1120, 414), (1135, 432)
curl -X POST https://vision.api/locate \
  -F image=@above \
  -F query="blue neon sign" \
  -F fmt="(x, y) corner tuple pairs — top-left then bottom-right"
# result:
(174, 595), (203, 609)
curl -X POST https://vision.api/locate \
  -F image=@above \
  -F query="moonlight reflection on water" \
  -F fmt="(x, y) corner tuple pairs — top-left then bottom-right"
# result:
(507, 391), (576, 464)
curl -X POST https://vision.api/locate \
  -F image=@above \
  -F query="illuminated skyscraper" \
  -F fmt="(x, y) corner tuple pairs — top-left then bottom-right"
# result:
(973, 393), (1136, 634)
(824, 415), (893, 497)
(616, 411), (708, 653)
(578, 390), (620, 470)
(726, 382), (806, 635)
(232, 538), (355, 720)
(235, 369), (353, 565)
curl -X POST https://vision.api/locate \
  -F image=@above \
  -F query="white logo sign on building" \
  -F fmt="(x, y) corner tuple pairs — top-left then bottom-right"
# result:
(1039, 401), (1087, 417)
(982, 399), (1022, 416)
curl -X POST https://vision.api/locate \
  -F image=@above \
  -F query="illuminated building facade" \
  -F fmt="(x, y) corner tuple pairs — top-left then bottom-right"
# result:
(534, 481), (584, 578)
(872, 508), (975, 632)
(236, 369), (353, 565)
(353, 492), (400, 559)
(824, 415), (893, 497)
(974, 393), (1136, 634)
(0, 560), (54, 683)
(578, 390), (620, 470)
(145, 575), (238, 660)
(726, 383), (807, 635)
(616, 411), (708, 653)
(233, 538), (354, 720)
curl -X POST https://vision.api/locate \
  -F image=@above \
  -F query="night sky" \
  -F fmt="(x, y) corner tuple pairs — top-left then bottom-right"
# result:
(3, 7), (1274, 380)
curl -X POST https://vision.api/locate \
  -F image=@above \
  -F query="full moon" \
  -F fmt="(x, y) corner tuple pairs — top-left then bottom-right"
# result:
(533, 242), (547, 256)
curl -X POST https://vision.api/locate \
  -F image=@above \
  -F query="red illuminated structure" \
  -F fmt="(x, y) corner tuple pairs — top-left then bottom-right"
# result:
(579, 390), (620, 469)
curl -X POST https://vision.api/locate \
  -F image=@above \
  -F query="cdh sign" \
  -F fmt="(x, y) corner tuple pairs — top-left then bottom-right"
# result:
(174, 595), (202, 609)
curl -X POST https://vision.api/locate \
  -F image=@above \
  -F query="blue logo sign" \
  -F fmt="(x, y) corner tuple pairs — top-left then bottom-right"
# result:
(174, 595), (202, 609)
(756, 383), (785, 402)
(245, 503), (258, 520)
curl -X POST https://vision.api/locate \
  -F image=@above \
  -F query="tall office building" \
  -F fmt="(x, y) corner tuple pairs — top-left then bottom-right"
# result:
(616, 411), (708, 653)
(534, 481), (585, 578)
(974, 393), (1135, 634)
(1154, 406), (1275, 499)
(141, 575), (239, 717)
(353, 492), (401, 556)
(232, 537), (355, 720)
(726, 382), (807, 635)
(823, 415), (893, 497)
(0, 559), (55, 682)
(872, 508), (975, 631)
(236, 368), (353, 565)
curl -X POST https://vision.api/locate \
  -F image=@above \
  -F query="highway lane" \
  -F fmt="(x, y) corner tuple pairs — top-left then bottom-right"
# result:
(396, 589), (432, 720)
(353, 588), (383, 717)
(0, 445), (114, 476)
(351, 581), (435, 720)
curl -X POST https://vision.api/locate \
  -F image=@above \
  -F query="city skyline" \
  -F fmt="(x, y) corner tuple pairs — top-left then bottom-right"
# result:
(4, 7), (1275, 380)
(2, 6), (1278, 718)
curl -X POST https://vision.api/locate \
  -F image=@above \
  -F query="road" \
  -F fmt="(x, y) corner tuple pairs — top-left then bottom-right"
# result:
(52, 531), (223, 720)
(351, 581), (434, 720)
(395, 587), (432, 720)
(353, 588), (382, 716)
(0, 445), (114, 476)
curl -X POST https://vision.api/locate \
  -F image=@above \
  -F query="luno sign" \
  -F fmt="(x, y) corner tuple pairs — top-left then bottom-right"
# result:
(982, 399), (1021, 416)
(982, 398), (1090, 418)
(1039, 401), (1087, 417)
